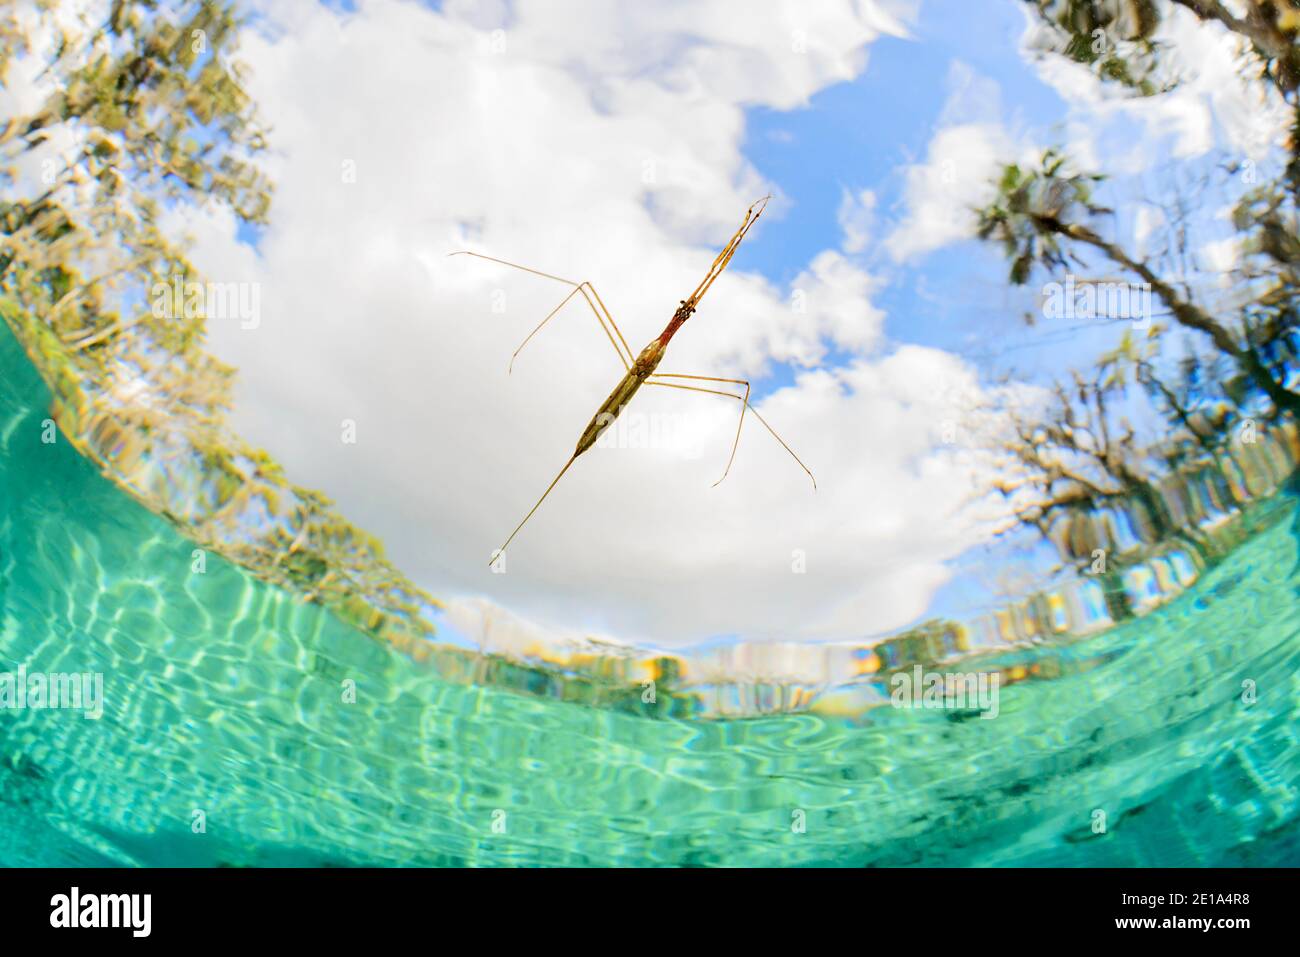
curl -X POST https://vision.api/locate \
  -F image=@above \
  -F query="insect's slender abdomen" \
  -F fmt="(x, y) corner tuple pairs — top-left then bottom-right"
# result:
(574, 339), (665, 456)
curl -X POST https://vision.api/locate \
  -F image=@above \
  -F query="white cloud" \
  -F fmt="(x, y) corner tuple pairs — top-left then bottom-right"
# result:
(790, 249), (884, 354)
(885, 122), (1015, 261)
(170, 0), (1018, 646)
(885, 63), (1020, 261)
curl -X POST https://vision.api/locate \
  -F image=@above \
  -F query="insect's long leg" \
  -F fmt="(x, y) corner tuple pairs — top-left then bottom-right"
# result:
(509, 286), (598, 373)
(449, 251), (633, 371)
(490, 454), (579, 565)
(579, 283), (632, 362)
(652, 373), (750, 487)
(646, 373), (816, 489)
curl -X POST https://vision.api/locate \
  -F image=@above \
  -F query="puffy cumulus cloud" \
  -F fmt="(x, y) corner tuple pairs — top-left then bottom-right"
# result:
(484, 0), (916, 111)
(885, 62), (1023, 261)
(885, 123), (1016, 261)
(1021, 0), (1291, 164)
(799, 250), (884, 350)
(173, 0), (1017, 646)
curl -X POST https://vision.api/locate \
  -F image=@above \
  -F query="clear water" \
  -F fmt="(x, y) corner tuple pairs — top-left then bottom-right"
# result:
(3, 326), (1300, 867)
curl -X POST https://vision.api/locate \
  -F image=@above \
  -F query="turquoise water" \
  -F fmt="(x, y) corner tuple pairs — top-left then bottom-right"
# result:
(2, 326), (1300, 866)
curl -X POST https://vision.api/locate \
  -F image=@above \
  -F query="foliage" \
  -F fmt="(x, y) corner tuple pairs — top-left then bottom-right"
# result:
(980, 4), (1300, 563)
(1024, 0), (1300, 97)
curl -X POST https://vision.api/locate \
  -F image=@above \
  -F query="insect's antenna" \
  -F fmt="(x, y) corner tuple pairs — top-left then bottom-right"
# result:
(683, 195), (771, 310)
(489, 455), (578, 565)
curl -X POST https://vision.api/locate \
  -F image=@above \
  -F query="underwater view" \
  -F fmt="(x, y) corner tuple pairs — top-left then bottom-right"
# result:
(1, 0), (1300, 896)
(3, 314), (1300, 867)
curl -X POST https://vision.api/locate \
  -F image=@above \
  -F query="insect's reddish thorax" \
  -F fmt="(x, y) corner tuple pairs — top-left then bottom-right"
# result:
(657, 302), (694, 347)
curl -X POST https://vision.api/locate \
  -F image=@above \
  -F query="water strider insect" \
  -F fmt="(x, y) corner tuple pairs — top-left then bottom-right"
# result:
(452, 196), (815, 564)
